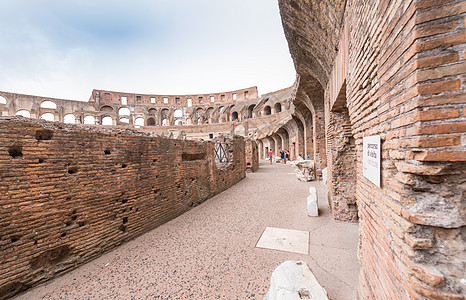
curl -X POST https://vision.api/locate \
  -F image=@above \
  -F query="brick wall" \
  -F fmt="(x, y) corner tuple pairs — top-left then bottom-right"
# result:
(344, 0), (465, 298)
(0, 117), (246, 299)
(245, 140), (259, 173)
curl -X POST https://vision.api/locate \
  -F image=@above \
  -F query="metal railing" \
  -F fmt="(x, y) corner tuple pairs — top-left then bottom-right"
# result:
(214, 142), (230, 163)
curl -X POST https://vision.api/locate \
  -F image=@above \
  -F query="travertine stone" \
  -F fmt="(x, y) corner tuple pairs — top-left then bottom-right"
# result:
(264, 261), (328, 300)
(293, 160), (315, 182)
(307, 187), (318, 217)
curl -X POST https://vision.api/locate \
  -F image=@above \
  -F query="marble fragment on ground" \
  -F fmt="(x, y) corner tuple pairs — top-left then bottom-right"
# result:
(307, 187), (318, 217)
(264, 260), (328, 300)
(292, 160), (316, 182)
(256, 227), (309, 254)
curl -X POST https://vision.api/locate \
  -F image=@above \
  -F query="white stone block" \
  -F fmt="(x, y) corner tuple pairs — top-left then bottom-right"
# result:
(307, 187), (318, 217)
(322, 167), (327, 185)
(264, 261), (328, 300)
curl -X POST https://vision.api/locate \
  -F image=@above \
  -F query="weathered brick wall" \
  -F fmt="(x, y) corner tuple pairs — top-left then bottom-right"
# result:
(245, 139), (259, 172)
(343, 0), (466, 298)
(0, 117), (246, 299)
(280, 0), (465, 298)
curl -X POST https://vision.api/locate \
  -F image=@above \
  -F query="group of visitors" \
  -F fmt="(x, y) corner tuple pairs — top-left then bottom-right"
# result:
(267, 150), (290, 164)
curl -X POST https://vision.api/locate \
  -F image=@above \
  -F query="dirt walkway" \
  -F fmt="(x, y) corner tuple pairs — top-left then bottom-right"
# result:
(15, 162), (359, 300)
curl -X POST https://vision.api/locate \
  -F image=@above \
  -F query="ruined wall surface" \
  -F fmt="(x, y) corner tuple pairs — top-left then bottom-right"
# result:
(281, 0), (465, 298)
(0, 117), (246, 299)
(245, 140), (259, 173)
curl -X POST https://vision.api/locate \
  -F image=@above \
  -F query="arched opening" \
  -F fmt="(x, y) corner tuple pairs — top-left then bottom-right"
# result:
(102, 116), (113, 126)
(162, 118), (168, 126)
(84, 116), (95, 124)
(100, 105), (113, 112)
(274, 102), (282, 113)
(232, 111), (239, 121)
(0, 96), (6, 104)
(15, 110), (31, 118)
(118, 107), (130, 116)
(175, 120), (183, 126)
(148, 108), (157, 115)
(264, 106), (271, 115)
(64, 114), (76, 124)
(40, 101), (57, 109)
(40, 113), (55, 122)
(134, 118), (145, 127)
(147, 117), (156, 126)
(247, 104), (255, 118)
(174, 109), (183, 118)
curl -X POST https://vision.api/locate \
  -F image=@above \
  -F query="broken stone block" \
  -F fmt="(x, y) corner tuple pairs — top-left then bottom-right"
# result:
(307, 187), (318, 217)
(293, 160), (315, 182)
(264, 260), (328, 300)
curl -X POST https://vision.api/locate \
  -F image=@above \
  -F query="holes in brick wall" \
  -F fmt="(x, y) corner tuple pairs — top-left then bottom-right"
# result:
(152, 159), (157, 162)
(8, 144), (22, 159)
(35, 129), (53, 141)
(122, 199), (128, 204)
(136, 208), (139, 212)
(78, 221), (86, 227)
(119, 225), (127, 232)
(30, 245), (71, 269)
(182, 153), (206, 161)
(11, 236), (20, 243)
(122, 217), (128, 224)
(61, 232), (67, 238)
(104, 150), (111, 155)
(67, 166), (78, 174)
(38, 158), (44, 163)
(121, 164), (127, 168)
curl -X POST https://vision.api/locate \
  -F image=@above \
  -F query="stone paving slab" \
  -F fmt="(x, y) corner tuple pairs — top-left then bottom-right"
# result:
(14, 161), (359, 300)
(256, 227), (309, 254)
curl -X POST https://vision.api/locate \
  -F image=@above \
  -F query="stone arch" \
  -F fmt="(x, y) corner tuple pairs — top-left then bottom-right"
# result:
(102, 116), (113, 126)
(134, 117), (145, 127)
(174, 109), (183, 118)
(0, 96), (6, 104)
(40, 101), (57, 109)
(64, 114), (76, 124)
(83, 116), (95, 124)
(232, 111), (239, 121)
(40, 113), (55, 122)
(148, 108), (157, 115)
(247, 104), (255, 118)
(274, 102), (282, 113)
(264, 105), (271, 116)
(118, 107), (130, 116)
(16, 110), (31, 118)
(100, 105), (113, 112)
(147, 117), (156, 126)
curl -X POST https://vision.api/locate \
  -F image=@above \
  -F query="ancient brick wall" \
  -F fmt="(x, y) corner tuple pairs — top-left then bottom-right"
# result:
(0, 117), (246, 299)
(344, 0), (466, 298)
(245, 140), (259, 172)
(280, 0), (465, 298)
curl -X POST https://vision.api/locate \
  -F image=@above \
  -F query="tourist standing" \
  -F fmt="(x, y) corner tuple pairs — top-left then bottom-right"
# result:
(268, 150), (273, 164)
(285, 150), (289, 163)
(280, 150), (285, 164)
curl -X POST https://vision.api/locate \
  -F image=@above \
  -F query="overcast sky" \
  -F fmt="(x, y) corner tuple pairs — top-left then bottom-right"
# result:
(0, 0), (296, 101)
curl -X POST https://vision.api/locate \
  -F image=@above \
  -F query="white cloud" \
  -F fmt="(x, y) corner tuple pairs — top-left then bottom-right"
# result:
(0, 0), (295, 100)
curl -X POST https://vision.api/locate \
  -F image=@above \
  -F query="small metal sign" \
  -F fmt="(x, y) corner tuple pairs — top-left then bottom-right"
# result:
(363, 135), (381, 187)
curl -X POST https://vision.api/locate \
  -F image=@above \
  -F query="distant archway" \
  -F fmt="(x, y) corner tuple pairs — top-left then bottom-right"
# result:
(102, 116), (113, 125)
(100, 105), (113, 112)
(84, 116), (95, 124)
(0, 96), (6, 104)
(264, 106), (271, 115)
(135, 118), (145, 127)
(40, 101), (57, 109)
(147, 117), (156, 126)
(274, 102), (282, 113)
(118, 107), (130, 116)
(232, 111), (239, 120)
(40, 113), (55, 122)
(16, 110), (31, 118)
(64, 114), (76, 124)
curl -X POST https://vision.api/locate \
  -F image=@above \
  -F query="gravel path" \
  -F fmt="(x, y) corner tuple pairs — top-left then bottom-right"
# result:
(15, 162), (359, 300)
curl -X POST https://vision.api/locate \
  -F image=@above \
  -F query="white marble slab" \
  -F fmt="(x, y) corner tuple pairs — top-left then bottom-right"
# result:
(256, 227), (309, 254)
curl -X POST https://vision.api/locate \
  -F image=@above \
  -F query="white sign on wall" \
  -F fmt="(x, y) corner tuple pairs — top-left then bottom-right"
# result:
(363, 135), (381, 187)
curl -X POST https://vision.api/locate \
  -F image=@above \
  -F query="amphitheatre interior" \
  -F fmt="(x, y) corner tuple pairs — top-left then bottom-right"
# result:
(1, 0), (465, 299)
